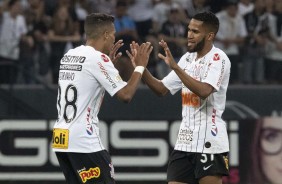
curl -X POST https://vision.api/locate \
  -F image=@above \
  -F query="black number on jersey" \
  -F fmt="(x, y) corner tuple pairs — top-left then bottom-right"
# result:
(57, 84), (78, 123)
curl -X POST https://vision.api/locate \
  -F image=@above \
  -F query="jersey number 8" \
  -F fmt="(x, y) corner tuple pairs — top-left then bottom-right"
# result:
(57, 84), (78, 123)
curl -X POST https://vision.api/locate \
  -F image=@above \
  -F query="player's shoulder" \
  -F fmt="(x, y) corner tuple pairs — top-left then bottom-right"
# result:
(179, 52), (190, 61)
(67, 45), (111, 63)
(67, 45), (94, 56)
(177, 52), (191, 66)
(210, 46), (230, 63)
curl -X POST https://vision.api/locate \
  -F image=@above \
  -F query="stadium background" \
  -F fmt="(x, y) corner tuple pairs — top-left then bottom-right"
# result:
(1, 0), (282, 183)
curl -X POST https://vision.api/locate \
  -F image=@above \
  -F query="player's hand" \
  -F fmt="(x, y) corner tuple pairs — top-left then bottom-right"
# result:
(134, 42), (153, 67)
(158, 39), (177, 69)
(109, 39), (123, 64)
(126, 41), (139, 68)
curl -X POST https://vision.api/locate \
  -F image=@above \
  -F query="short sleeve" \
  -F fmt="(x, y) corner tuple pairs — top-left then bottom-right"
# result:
(161, 53), (189, 95)
(91, 54), (127, 96)
(202, 52), (230, 91)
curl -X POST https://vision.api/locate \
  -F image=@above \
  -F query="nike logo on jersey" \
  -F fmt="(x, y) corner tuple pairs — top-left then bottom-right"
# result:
(203, 164), (213, 170)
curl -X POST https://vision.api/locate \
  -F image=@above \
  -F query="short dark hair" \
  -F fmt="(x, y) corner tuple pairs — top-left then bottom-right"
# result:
(84, 13), (115, 39)
(192, 11), (219, 35)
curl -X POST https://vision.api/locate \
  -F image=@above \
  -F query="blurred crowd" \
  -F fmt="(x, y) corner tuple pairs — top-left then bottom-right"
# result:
(0, 0), (281, 85)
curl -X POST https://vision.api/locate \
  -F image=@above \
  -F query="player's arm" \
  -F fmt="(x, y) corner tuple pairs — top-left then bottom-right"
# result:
(158, 40), (213, 99)
(171, 65), (213, 99)
(115, 42), (153, 103)
(142, 69), (169, 97)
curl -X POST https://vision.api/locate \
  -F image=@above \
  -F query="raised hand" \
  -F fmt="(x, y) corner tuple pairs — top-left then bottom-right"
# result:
(109, 39), (124, 64)
(158, 39), (177, 69)
(126, 41), (139, 68)
(134, 42), (153, 67)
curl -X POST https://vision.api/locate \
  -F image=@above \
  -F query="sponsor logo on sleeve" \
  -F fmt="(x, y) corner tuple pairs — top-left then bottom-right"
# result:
(217, 59), (225, 87)
(101, 54), (110, 62)
(98, 62), (117, 88)
(213, 53), (220, 61)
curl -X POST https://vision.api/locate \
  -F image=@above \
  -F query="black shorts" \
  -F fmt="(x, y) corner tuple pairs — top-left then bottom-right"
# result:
(167, 150), (229, 184)
(55, 150), (115, 184)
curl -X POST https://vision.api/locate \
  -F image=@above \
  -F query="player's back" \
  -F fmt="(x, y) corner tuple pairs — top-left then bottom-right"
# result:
(53, 45), (127, 153)
(56, 45), (104, 125)
(53, 45), (107, 153)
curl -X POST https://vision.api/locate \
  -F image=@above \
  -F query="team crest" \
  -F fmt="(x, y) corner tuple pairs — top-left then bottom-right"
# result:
(186, 56), (192, 63)
(213, 53), (220, 61)
(115, 75), (122, 82)
(101, 54), (109, 62)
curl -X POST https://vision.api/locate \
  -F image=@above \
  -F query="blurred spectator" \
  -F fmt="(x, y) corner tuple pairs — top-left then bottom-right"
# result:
(0, 0), (30, 84)
(182, 0), (210, 19)
(47, 5), (81, 84)
(44, 0), (79, 34)
(157, 3), (187, 78)
(45, 0), (77, 19)
(74, 0), (89, 36)
(238, 0), (254, 16)
(152, 0), (173, 34)
(127, 0), (154, 41)
(89, 0), (116, 15)
(127, 0), (158, 76)
(265, 0), (274, 13)
(242, 0), (271, 84)
(0, 1), (4, 32)
(114, 1), (138, 52)
(206, 0), (225, 13)
(215, 1), (247, 84)
(18, 0), (36, 84)
(147, 0), (173, 71)
(113, 1), (137, 81)
(265, 0), (282, 84)
(20, 0), (29, 10)
(26, 0), (51, 84)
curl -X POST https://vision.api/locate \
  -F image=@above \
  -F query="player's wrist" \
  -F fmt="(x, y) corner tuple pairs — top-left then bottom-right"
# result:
(134, 66), (145, 75)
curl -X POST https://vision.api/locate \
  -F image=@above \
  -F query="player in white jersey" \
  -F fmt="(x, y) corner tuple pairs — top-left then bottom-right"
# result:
(52, 13), (152, 184)
(130, 12), (230, 184)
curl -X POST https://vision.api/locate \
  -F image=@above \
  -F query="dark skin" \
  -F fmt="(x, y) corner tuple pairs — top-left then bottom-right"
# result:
(128, 19), (223, 184)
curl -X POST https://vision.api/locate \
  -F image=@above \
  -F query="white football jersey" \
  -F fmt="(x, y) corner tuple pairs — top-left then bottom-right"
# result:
(162, 46), (230, 153)
(52, 45), (127, 153)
